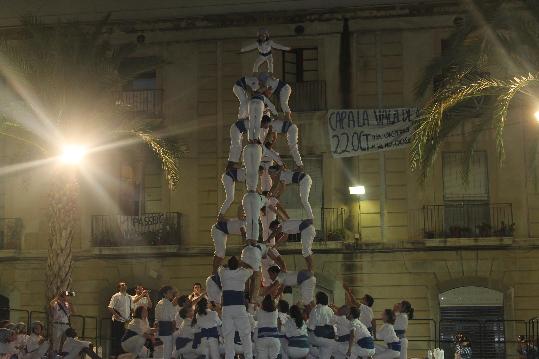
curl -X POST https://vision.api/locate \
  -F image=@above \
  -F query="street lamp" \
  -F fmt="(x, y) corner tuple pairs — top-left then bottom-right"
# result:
(534, 111), (539, 123)
(349, 185), (366, 242)
(60, 144), (87, 165)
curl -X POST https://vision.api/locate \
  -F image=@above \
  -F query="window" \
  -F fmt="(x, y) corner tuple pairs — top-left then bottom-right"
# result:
(282, 48), (319, 83)
(443, 152), (489, 201)
(118, 163), (141, 216)
(143, 160), (163, 213)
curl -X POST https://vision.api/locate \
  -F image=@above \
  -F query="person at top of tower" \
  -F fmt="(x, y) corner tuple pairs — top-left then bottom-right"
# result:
(240, 28), (291, 73)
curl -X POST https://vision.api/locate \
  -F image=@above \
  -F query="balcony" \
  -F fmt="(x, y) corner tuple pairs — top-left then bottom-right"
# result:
(289, 81), (327, 112)
(91, 212), (181, 247)
(287, 207), (345, 242)
(422, 203), (514, 239)
(117, 89), (163, 118)
(0, 218), (22, 250)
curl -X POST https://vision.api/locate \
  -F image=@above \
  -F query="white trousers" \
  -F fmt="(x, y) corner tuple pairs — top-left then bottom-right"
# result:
(374, 343), (399, 359)
(219, 173), (235, 215)
(243, 144), (262, 191)
(286, 124), (303, 167)
(288, 347), (309, 359)
(222, 306), (253, 359)
(121, 335), (148, 357)
(299, 176), (313, 219)
(228, 123), (243, 163)
(52, 323), (69, 351)
(399, 338), (408, 359)
(159, 335), (174, 359)
(333, 342), (348, 359)
(242, 192), (261, 241)
(211, 225), (227, 258)
(253, 54), (274, 73)
(199, 337), (220, 359)
(206, 276), (222, 304)
(233, 85), (249, 119)
(248, 98), (264, 142)
(279, 84), (292, 113)
(351, 345), (376, 359)
(310, 336), (334, 359)
(257, 337), (281, 359)
(301, 225), (316, 257)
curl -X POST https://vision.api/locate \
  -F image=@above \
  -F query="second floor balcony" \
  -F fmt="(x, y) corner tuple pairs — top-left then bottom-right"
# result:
(117, 89), (163, 118)
(289, 80), (327, 112)
(422, 203), (514, 239)
(91, 212), (181, 247)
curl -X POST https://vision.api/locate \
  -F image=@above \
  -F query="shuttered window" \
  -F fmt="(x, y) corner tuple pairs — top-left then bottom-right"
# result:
(143, 160), (163, 214)
(443, 152), (489, 201)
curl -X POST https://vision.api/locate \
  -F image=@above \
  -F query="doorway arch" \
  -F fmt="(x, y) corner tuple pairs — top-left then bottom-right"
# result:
(439, 286), (504, 359)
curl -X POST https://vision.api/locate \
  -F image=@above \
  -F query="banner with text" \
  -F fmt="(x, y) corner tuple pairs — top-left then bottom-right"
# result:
(327, 108), (418, 158)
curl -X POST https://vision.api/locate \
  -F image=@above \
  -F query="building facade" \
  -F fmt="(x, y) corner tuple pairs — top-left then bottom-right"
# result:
(0, 1), (537, 357)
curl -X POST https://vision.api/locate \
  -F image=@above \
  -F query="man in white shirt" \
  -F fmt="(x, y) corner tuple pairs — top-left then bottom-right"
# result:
(131, 285), (152, 311)
(268, 218), (316, 272)
(155, 285), (179, 359)
(219, 256), (253, 359)
(49, 291), (74, 352)
(107, 282), (132, 357)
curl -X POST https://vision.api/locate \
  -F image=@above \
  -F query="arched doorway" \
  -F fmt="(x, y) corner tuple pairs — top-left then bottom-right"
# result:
(439, 286), (504, 359)
(0, 295), (9, 321)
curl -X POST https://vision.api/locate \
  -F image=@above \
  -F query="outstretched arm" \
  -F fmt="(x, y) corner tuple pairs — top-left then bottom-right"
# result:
(240, 42), (258, 53)
(270, 41), (291, 51)
(268, 249), (286, 271)
(276, 203), (290, 220)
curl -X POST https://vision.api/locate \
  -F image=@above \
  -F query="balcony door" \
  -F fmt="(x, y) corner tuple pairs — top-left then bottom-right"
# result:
(442, 152), (489, 237)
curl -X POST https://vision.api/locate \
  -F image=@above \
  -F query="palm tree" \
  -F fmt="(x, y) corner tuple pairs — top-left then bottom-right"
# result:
(0, 16), (182, 303)
(411, 0), (539, 181)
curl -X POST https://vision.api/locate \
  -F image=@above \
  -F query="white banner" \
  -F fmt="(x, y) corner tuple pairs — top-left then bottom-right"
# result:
(327, 108), (418, 158)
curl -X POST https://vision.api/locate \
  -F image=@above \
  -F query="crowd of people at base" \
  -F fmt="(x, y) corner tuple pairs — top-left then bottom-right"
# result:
(105, 256), (415, 359)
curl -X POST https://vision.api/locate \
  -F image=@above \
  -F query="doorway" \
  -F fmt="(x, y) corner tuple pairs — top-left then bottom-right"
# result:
(439, 286), (505, 359)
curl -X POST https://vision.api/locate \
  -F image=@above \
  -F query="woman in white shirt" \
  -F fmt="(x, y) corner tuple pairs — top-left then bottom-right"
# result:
(346, 306), (375, 359)
(307, 292), (335, 359)
(393, 301), (414, 359)
(174, 306), (200, 359)
(374, 310), (400, 359)
(194, 298), (221, 359)
(24, 322), (49, 359)
(256, 295), (281, 359)
(284, 305), (309, 359)
(121, 306), (154, 357)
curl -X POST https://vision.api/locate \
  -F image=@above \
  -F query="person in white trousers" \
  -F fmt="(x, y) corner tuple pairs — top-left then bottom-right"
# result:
(233, 76), (260, 119)
(263, 266), (316, 306)
(248, 91), (277, 144)
(205, 273), (222, 309)
(268, 218), (316, 272)
(121, 306), (153, 358)
(240, 29), (291, 73)
(193, 298), (221, 359)
(255, 295), (281, 359)
(394, 300), (414, 359)
(211, 214), (246, 272)
(155, 286), (179, 359)
(332, 305), (352, 359)
(308, 292), (336, 359)
(218, 256), (254, 359)
(267, 118), (303, 169)
(265, 76), (292, 120)
(283, 305), (310, 359)
(268, 166), (313, 220)
(374, 309), (400, 359)
(219, 167), (267, 218)
(347, 306), (376, 359)
(173, 306), (200, 359)
(228, 117), (271, 168)
(242, 191), (267, 243)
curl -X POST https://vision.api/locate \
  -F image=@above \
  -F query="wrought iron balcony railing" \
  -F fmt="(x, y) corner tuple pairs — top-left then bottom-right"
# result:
(422, 203), (514, 239)
(288, 80), (327, 112)
(0, 218), (23, 250)
(117, 89), (163, 118)
(91, 212), (181, 247)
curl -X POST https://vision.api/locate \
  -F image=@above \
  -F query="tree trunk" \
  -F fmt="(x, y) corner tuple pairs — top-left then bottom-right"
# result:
(46, 171), (79, 352)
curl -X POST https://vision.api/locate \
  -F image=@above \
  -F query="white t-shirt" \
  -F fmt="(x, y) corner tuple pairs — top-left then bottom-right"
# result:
(332, 315), (351, 338)
(51, 300), (71, 323)
(126, 318), (150, 335)
(131, 295), (150, 310)
(394, 313), (408, 331)
(256, 310), (278, 328)
(307, 305), (334, 330)
(241, 243), (269, 270)
(108, 293), (132, 322)
(195, 310), (222, 329)
(63, 337), (91, 359)
(284, 320), (308, 338)
(155, 299), (178, 323)
(276, 271), (298, 287)
(377, 324), (399, 344)
(350, 319), (371, 341)
(218, 267), (253, 292)
(359, 304), (374, 329)
(282, 220), (302, 234)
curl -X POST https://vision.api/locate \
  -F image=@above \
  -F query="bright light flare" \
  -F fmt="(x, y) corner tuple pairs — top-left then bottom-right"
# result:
(60, 144), (87, 165)
(534, 111), (539, 122)
(349, 185), (366, 195)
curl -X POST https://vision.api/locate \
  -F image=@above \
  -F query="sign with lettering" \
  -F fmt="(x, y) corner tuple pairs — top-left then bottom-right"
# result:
(327, 108), (418, 158)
